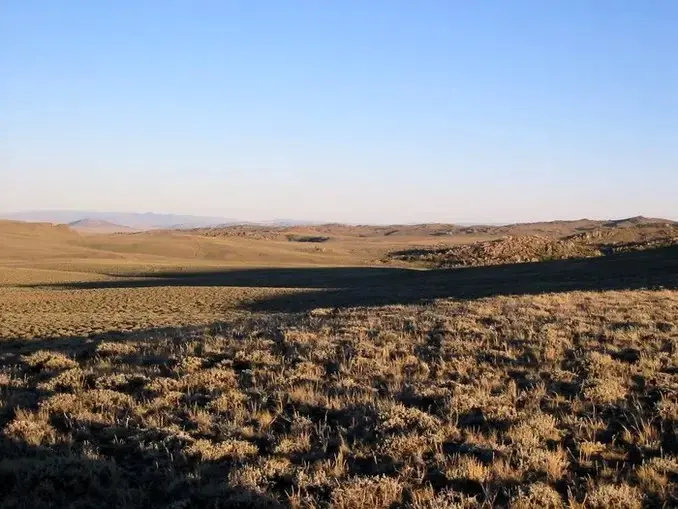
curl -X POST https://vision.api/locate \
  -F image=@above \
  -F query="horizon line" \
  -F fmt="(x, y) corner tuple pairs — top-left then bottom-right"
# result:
(2, 209), (677, 228)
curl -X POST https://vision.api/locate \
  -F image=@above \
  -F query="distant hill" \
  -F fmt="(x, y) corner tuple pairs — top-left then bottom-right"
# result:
(1, 211), (239, 230)
(0, 219), (85, 261)
(0, 211), (324, 230)
(602, 215), (678, 228)
(385, 217), (678, 268)
(183, 216), (678, 243)
(3, 211), (676, 232)
(2, 214), (677, 271)
(68, 218), (135, 233)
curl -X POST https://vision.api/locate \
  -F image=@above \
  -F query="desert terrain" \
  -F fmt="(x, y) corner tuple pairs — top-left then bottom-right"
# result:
(1, 217), (677, 508)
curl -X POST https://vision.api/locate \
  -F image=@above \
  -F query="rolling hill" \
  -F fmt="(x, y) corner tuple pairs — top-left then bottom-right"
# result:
(68, 218), (136, 233)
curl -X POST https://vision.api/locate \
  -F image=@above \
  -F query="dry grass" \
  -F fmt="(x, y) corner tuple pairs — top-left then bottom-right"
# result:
(0, 285), (301, 340)
(1, 288), (677, 508)
(1, 220), (676, 507)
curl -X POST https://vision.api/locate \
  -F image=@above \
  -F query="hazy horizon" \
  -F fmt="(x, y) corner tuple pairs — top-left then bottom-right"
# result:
(3, 208), (677, 228)
(3, 1), (677, 223)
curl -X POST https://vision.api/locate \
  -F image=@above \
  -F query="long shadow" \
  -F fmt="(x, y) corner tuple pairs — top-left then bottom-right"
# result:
(32, 267), (416, 290)
(35, 246), (678, 312)
(252, 245), (678, 312)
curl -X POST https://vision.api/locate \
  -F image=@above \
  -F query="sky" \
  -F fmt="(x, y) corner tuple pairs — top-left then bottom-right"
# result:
(1, 0), (677, 224)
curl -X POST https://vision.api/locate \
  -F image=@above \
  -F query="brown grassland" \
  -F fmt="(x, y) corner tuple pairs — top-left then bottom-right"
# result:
(0, 219), (677, 508)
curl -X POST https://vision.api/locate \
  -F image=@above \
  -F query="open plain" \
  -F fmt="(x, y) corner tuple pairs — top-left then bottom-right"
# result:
(1, 218), (677, 508)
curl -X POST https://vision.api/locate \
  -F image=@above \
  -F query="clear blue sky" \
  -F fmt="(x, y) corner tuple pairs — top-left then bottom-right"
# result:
(2, 0), (676, 223)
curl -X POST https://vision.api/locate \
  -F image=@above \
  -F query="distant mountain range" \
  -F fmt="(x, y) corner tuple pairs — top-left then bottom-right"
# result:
(0, 210), (323, 230)
(4, 210), (675, 232)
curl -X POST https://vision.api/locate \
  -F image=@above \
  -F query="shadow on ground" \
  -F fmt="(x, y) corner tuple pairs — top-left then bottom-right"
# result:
(0, 316), (294, 508)
(36, 245), (678, 312)
(0, 437), (284, 508)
